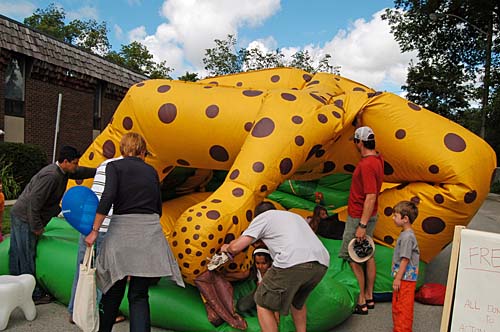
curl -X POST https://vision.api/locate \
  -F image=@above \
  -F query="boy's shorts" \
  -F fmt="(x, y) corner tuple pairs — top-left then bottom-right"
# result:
(254, 261), (327, 316)
(338, 215), (377, 262)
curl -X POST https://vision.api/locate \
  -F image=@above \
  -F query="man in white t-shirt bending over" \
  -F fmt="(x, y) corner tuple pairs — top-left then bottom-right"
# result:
(221, 202), (330, 332)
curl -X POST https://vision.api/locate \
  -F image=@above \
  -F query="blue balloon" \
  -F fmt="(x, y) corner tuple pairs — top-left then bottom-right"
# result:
(62, 186), (99, 235)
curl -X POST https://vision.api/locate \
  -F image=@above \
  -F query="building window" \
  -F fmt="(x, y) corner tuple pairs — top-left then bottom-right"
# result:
(4, 56), (25, 117)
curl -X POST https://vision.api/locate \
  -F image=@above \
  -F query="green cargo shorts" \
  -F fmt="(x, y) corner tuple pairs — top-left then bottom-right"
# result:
(254, 261), (327, 316)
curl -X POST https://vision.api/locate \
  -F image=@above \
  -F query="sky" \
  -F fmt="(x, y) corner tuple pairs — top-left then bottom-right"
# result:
(0, 0), (417, 93)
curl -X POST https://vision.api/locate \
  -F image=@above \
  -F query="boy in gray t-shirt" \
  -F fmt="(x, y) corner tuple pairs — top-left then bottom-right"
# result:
(391, 200), (420, 332)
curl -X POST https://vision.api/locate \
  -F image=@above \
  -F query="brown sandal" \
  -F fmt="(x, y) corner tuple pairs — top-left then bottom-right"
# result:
(366, 299), (375, 309)
(354, 303), (368, 315)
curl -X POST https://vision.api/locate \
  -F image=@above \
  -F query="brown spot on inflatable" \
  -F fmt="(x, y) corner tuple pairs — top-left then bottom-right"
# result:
(205, 105), (219, 118)
(123, 117), (133, 130)
(209, 145), (229, 162)
(281, 93), (297, 101)
(103, 140), (116, 158)
(157, 85), (171, 93)
(158, 103), (177, 124)
(251, 118), (275, 138)
(422, 217), (446, 234)
(444, 133), (466, 152)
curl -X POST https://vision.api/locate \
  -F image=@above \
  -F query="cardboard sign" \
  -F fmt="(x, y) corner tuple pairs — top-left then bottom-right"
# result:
(442, 228), (500, 331)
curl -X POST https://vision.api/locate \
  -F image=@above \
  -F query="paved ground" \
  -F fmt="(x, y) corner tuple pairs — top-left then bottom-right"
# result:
(4, 194), (500, 331)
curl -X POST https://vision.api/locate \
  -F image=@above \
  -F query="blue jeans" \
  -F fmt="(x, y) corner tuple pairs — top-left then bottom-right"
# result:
(8, 212), (44, 298)
(68, 232), (106, 314)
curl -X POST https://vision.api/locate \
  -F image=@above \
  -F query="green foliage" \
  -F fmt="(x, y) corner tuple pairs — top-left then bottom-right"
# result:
(105, 42), (173, 79)
(23, 3), (67, 40)
(67, 19), (111, 55)
(203, 34), (336, 77)
(382, 0), (499, 149)
(203, 35), (246, 76)
(24, 3), (110, 55)
(0, 143), (48, 196)
(24, 3), (170, 78)
(177, 72), (199, 82)
(289, 50), (315, 73)
(243, 48), (285, 71)
(0, 156), (21, 200)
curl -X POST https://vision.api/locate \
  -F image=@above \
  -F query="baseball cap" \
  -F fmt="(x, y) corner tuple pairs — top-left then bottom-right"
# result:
(354, 126), (375, 141)
(348, 236), (375, 263)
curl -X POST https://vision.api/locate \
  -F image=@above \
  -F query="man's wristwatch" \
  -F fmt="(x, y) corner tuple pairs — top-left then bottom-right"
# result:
(358, 222), (367, 229)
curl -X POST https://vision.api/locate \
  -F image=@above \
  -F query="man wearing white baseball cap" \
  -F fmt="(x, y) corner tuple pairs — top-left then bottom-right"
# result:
(338, 126), (384, 315)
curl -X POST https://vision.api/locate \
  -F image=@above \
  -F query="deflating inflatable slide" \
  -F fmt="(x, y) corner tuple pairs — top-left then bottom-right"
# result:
(0, 67), (496, 331)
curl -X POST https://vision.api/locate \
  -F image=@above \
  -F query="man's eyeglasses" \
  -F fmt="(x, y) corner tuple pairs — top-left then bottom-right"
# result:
(353, 138), (360, 144)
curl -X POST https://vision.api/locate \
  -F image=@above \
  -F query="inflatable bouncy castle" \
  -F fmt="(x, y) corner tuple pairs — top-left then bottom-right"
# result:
(0, 68), (496, 331)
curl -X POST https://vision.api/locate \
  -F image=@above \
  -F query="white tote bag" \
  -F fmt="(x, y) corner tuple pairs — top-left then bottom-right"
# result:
(73, 245), (99, 332)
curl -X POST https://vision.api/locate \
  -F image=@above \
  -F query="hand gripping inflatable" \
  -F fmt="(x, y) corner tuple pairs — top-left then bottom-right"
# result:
(70, 67), (497, 285)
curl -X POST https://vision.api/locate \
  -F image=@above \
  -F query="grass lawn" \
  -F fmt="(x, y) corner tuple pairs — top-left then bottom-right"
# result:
(1, 205), (11, 235)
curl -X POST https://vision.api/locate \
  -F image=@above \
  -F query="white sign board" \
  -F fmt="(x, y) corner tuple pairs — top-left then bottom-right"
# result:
(450, 229), (500, 331)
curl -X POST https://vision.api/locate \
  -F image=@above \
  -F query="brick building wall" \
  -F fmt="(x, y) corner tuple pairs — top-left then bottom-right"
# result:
(101, 96), (122, 129)
(24, 77), (95, 161)
(1, 58), (130, 161)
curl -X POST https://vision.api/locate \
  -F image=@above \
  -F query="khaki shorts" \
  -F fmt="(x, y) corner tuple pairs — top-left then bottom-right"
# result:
(338, 215), (378, 262)
(254, 261), (327, 316)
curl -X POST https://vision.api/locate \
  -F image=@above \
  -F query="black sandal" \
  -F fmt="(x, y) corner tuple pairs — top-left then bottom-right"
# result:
(353, 303), (368, 315)
(366, 299), (375, 309)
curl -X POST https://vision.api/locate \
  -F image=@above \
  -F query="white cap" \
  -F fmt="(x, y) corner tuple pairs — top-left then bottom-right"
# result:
(354, 126), (375, 141)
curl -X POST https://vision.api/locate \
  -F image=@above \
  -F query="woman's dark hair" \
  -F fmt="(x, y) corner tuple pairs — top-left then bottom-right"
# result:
(310, 205), (327, 233)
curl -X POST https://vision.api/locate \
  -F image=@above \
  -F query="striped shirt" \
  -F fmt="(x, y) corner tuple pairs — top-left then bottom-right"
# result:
(92, 157), (122, 232)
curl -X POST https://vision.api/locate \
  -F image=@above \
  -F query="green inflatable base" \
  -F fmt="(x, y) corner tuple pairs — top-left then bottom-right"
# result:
(0, 218), (425, 331)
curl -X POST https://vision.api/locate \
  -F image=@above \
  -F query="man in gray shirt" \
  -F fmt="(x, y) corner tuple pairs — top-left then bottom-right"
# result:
(9, 146), (95, 304)
(221, 202), (329, 332)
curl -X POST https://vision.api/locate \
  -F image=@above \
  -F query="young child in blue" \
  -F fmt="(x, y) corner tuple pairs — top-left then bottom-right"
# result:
(391, 200), (420, 332)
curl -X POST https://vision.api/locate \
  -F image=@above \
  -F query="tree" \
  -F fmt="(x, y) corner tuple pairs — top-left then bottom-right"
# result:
(203, 35), (336, 77)
(177, 72), (199, 81)
(243, 48), (284, 71)
(24, 3), (110, 55)
(106, 41), (172, 79)
(289, 50), (315, 73)
(203, 35), (246, 76)
(382, 0), (499, 141)
(24, 4), (173, 79)
(23, 3), (67, 41)
(66, 19), (111, 55)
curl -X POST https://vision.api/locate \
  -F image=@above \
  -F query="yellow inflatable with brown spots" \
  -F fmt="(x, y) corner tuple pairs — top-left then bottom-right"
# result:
(71, 67), (496, 285)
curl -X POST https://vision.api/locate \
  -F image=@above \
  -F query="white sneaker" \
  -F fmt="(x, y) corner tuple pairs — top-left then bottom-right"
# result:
(207, 252), (232, 270)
